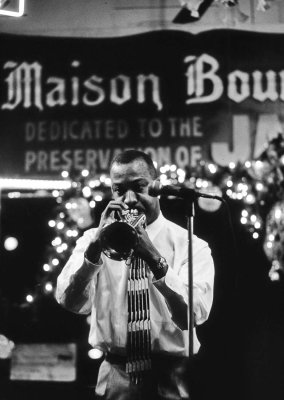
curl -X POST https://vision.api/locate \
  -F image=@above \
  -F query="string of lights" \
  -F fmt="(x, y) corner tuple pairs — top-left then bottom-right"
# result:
(10, 132), (284, 308)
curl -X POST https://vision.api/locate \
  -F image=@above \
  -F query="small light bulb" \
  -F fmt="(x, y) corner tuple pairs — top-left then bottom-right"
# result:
(4, 237), (18, 251)
(160, 174), (167, 183)
(82, 186), (92, 198)
(43, 264), (50, 272)
(208, 163), (217, 174)
(81, 169), (89, 177)
(177, 168), (185, 177)
(250, 215), (257, 223)
(196, 179), (202, 188)
(52, 190), (60, 197)
(254, 221), (261, 229)
(255, 160), (263, 169)
(270, 272), (280, 281)
(104, 177), (111, 186)
(275, 208), (282, 220)
(256, 182), (264, 191)
(52, 237), (62, 246)
(45, 283), (53, 292)
(26, 295), (34, 303)
(57, 222), (64, 230)
(89, 200), (96, 208)
(61, 171), (69, 178)
(245, 194), (255, 204)
(65, 202), (72, 210)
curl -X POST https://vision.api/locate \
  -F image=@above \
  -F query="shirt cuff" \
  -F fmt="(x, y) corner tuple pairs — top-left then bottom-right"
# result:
(84, 256), (103, 275)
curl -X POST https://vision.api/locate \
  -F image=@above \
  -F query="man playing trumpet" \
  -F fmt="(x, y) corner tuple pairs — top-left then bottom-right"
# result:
(56, 149), (214, 399)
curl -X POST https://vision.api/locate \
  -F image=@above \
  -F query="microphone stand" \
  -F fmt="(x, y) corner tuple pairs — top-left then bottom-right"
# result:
(149, 180), (223, 357)
(184, 192), (222, 357)
(185, 198), (195, 358)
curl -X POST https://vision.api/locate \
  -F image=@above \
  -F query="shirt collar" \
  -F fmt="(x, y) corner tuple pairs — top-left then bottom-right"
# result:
(146, 212), (165, 242)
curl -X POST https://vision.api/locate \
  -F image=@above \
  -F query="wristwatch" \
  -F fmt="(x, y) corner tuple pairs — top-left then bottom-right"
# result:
(155, 256), (168, 270)
(152, 256), (168, 279)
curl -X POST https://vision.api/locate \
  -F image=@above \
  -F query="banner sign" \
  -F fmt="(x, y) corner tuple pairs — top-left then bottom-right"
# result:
(0, 30), (284, 177)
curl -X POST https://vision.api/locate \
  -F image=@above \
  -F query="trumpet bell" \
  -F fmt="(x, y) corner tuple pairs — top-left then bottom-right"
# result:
(100, 221), (139, 261)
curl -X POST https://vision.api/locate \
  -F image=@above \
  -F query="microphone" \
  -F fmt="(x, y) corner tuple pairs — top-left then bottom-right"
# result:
(148, 180), (223, 201)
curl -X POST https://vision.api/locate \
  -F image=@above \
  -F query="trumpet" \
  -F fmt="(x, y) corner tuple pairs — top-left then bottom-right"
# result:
(100, 209), (146, 261)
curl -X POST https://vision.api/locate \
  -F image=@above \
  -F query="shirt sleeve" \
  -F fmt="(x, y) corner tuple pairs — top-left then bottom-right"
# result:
(153, 236), (214, 327)
(56, 228), (103, 314)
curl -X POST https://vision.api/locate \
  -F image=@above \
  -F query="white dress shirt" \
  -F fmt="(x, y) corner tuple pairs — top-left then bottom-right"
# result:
(56, 212), (214, 356)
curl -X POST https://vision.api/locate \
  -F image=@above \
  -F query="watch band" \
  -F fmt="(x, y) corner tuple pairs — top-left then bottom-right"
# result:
(152, 256), (168, 279)
(156, 257), (168, 270)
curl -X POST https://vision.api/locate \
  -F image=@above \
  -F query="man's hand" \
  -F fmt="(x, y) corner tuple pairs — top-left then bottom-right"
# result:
(96, 200), (129, 238)
(135, 225), (168, 279)
(86, 200), (129, 263)
(134, 224), (160, 266)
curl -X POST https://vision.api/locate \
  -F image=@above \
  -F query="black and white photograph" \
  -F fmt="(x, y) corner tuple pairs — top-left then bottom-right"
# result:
(0, 1), (284, 399)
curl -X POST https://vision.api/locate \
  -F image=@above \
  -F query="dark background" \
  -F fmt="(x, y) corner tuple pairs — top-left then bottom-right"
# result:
(0, 194), (283, 400)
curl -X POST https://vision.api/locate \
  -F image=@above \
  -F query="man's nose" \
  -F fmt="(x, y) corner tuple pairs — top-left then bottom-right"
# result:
(123, 190), (138, 207)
